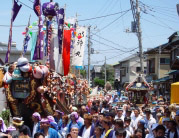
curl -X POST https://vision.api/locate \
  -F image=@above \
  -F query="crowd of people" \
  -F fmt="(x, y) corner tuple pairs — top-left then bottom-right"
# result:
(0, 94), (179, 138)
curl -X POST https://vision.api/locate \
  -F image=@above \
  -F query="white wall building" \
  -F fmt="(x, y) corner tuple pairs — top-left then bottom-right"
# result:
(119, 54), (147, 86)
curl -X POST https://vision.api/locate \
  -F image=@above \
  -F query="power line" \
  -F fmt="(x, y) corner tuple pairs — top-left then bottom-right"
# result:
(93, 0), (119, 27)
(91, 50), (137, 64)
(91, 32), (130, 49)
(18, 0), (33, 10)
(0, 25), (27, 27)
(141, 17), (177, 31)
(91, 38), (138, 52)
(28, 0), (34, 3)
(144, 12), (179, 24)
(0, 9), (130, 28)
(96, 9), (131, 33)
(78, 9), (130, 22)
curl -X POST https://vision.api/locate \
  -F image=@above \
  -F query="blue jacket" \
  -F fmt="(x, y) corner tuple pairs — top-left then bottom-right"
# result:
(67, 121), (83, 133)
(78, 124), (95, 137)
(39, 127), (60, 138)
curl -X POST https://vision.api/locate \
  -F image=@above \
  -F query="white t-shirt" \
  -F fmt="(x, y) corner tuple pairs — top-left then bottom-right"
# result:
(144, 116), (156, 134)
(169, 132), (175, 138)
(114, 115), (124, 121)
(82, 126), (91, 138)
(131, 115), (142, 130)
(32, 123), (39, 137)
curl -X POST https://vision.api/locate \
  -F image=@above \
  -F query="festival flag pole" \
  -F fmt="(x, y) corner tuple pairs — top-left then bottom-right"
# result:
(33, 0), (44, 60)
(5, 0), (22, 63)
(22, 14), (31, 56)
(56, 5), (65, 75)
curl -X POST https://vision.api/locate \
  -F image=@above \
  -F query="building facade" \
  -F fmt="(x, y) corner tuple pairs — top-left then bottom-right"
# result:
(119, 54), (147, 87)
(145, 44), (171, 80)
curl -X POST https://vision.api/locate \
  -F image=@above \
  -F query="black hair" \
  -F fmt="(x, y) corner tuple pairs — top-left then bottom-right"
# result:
(134, 129), (143, 134)
(115, 129), (126, 137)
(95, 125), (104, 133)
(155, 125), (166, 133)
(0, 136), (8, 138)
(134, 107), (140, 113)
(91, 106), (98, 113)
(92, 101), (96, 106)
(169, 120), (177, 127)
(19, 127), (28, 135)
(34, 132), (45, 138)
(115, 119), (124, 127)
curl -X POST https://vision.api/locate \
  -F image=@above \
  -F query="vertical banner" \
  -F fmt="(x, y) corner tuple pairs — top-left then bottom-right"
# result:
(65, 17), (77, 52)
(5, 0), (22, 63)
(63, 30), (71, 76)
(57, 8), (65, 54)
(72, 26), (87, 67)
(33, 0), (44, 60)
(53, 32), (64, 75)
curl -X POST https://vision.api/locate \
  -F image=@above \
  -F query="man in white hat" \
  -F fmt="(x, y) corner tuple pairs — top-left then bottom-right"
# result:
(12, 117), (31, 137)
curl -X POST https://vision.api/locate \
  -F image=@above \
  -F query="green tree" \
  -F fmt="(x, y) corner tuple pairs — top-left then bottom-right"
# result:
(94, 78), (105, 87)
(101, 64), (115, 87)
(80, 69), (87, 79)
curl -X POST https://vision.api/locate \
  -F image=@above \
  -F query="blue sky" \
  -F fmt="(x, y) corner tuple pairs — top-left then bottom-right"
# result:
(0, 0), (179, 66)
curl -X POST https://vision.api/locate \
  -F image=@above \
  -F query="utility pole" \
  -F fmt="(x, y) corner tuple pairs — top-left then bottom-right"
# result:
(88, 26), (91, 86)
(158, 46), (161, 79)
(136, 0), (144, 73)
(105, 56), (107, 85)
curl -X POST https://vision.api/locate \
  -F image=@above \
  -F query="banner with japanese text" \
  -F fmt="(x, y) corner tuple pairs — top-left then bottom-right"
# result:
(72, 26), (87, 67)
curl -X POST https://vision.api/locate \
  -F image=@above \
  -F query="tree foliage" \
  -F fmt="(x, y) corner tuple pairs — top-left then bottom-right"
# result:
(94, 78), (105, 87)
(101, 64), (115, 87)
(80, 69), (86, 79)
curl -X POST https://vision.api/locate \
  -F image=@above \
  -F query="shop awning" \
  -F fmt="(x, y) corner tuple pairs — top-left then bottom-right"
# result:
(166, 70), (179, 75)
(153, 76), (170, 83)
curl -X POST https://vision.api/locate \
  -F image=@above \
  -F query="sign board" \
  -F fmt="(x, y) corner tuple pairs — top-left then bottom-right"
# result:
(11, 79), (30, 99)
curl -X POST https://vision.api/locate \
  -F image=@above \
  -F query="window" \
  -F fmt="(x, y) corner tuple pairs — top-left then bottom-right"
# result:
(136, 67), (141, 72)
(121, 67), (126, 76)
(160, 58), (170, 64)
(149, 58), (155, 73)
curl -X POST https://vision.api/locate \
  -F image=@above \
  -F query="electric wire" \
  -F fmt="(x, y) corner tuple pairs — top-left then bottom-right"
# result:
(18, 0), (33, 10)
(91, 32), (131, 49)
(78, 9), (131, 22)
(142, 12), (177, 31)
(144, 12), (179, 24)
(91, 50), (137, 64)
(28, 0), (34, 3)
(91, 38), (138, 52)
(94, 9), (131, 34)
(141, 17), (177, 31)
(94, 0), (119, 27)
(0, 9), (131, 28)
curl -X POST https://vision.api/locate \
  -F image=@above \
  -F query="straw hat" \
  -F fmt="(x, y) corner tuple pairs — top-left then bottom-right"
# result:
(12, 117), (24, 126)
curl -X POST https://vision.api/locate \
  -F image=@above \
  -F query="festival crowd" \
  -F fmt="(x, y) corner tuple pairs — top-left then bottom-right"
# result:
(0, 94), (179, 138)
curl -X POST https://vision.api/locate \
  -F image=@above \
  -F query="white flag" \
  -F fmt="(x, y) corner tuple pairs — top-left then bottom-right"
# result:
(72, 26), (87, 67)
